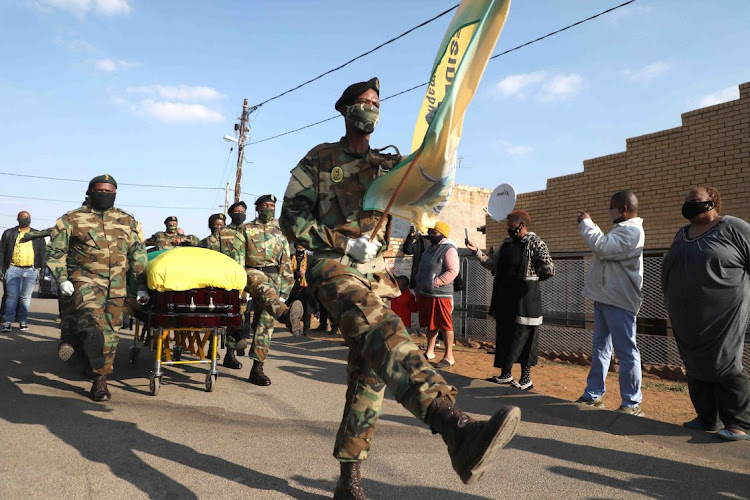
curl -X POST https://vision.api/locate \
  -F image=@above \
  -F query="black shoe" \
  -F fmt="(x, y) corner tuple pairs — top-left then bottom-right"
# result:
(425, 396), (521, 485)
(19, 323), (28, 331)
(90, 374), (111, 402)
(222, 349), (243, 370)
(248, 361), (271, 386)
(333, 462), (366, 500)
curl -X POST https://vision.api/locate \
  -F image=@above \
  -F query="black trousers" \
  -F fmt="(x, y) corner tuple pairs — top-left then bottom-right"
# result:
(688, 372), (750, 432)
(495, 314), (538, 370)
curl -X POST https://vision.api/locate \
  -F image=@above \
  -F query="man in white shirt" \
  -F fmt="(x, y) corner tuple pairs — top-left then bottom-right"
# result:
(576, 190), (645, 416)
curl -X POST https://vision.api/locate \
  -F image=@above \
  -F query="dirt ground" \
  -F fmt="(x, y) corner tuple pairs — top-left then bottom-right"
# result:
(307, 327), (696, 426)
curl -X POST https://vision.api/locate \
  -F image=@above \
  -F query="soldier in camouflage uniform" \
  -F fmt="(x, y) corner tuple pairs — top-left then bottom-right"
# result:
(241, 194), (303, 386)
(280, 78), (521, 499)
(145, 216), (182, 250)
(176, 227), (200, 247)
(47, 175), (149, 402)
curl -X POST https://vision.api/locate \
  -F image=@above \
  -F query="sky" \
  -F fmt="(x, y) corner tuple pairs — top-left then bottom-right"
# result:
(0, 0), (748, 238)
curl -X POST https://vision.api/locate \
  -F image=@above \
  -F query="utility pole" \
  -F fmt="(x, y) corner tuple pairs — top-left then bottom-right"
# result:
(234, 98), (249, 203)
(224, 182), (230, 214)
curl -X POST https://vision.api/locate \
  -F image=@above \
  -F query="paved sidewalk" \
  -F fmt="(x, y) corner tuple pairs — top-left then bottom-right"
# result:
(0, 296), (747, 499)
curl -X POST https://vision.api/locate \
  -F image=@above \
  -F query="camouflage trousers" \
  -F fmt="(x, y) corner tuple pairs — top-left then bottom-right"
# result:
(311, 267), (457, 462)
(246, 269), (287, 362)
(72, 282), (124, 375)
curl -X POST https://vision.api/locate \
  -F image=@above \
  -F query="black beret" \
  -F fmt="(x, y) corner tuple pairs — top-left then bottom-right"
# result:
(208, 213), (225, 227)
(164, 216), (178, 225)
(87, 174), (117, 190)
(255, 194), (277, 206)
(228, 201), (247, 213)
(335, 77), (379, 114)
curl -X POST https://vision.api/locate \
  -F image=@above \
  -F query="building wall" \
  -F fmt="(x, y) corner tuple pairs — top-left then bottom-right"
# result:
(487, 81), (750, 252)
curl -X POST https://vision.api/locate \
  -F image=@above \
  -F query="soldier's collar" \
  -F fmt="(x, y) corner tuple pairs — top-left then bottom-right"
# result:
(339, 136), (370, 158)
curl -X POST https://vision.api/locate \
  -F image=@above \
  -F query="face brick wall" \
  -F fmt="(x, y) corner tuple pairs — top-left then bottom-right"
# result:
(487, 81), (750, 253)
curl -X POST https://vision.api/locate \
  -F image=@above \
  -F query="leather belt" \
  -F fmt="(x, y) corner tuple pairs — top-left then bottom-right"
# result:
(312, 251), (387, 274)
(250, 265), (280, 275)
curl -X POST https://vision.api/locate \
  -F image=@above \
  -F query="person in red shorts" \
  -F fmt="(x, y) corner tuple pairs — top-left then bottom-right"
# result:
(391, 275), (418, 332)
(416, 221), (459, 367)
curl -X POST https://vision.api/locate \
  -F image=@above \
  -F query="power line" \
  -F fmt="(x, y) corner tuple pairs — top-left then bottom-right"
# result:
(249, 4), (459, 109)
(249, 0), (637, 146)
(0, 194), (220, 211)
(0, 172), (259, 199)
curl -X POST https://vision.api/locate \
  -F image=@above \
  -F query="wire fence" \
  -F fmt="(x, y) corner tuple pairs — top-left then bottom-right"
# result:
(386, 252), (750, 374)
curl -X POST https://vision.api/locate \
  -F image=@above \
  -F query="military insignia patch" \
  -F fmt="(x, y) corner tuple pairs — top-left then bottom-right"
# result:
(331, 166), (344, 183)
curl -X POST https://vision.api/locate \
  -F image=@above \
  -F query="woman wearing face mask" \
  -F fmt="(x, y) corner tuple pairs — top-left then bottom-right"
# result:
(467, 210), (555, 389)
(662, 187), (750, 441)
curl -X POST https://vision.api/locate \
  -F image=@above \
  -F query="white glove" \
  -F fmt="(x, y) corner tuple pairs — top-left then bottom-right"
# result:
(136, 290), (150, 305)
(279, 296), (286, 303)
(345, 236), (382, 263)
(60, 280), (74, 296)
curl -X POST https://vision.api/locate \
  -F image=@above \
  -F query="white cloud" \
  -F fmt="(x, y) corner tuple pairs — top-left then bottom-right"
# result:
(126, 85), (224, 102)
(607, 5), (653, 25)
(623, 61), (671, 82)
(494, 72), (546, 98)
(538, 74), (583, 101)
(95, 58), (136, 72)
(31, 0), (131, 17)
(114, 96), (224, 124)
(698, 86), (739, 107)
(506, 145), (533, 156)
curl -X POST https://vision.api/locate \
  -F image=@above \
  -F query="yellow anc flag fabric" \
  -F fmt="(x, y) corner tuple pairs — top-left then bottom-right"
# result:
(362, 0), (511, 229)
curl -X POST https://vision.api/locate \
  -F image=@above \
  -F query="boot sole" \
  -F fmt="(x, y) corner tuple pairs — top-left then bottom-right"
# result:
(58, 343), (75, 362)
(459, 405), (522, 485)
(234, 339), (248, 351)
(287, 300), (304, 336)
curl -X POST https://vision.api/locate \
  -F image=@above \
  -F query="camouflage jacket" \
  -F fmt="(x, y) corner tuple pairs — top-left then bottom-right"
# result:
(20, 228), (52, 242)
(240, 219), (293, 295)
(47, 206), (148, 297)
(145, 231), (182, 250)
(200, 225), (245, 266)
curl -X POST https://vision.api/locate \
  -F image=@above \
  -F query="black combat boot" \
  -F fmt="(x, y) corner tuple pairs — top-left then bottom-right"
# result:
(333, 462), (366, 500)
(279, 300), (304, 336)
(424, 396), (521, 485)
(222, 348), (243, 369)
(248, 360), (271, 386)
(90, 374), (111, 402)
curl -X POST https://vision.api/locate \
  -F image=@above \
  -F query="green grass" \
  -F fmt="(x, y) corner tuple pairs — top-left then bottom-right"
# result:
(643, 381), (688, 393)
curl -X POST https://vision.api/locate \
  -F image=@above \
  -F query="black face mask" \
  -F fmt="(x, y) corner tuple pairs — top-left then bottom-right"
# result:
(508, 226), (523, 239)
(428, 234), (443, 245)
(230, 213), (246, 226)
(682, 201), (712, 220)
(18, 218), (31, 228)
(89, 192), (116, 211)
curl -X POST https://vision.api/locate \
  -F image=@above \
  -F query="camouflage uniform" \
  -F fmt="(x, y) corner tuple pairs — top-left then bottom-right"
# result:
(240, 219), (293, 362)
(144, 231), (182, 250)
(47, 206), (147, 375)
(280, 137), (457, 462)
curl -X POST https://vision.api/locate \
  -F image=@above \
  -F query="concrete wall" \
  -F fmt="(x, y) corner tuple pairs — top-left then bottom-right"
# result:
(486, 81), (750, 253)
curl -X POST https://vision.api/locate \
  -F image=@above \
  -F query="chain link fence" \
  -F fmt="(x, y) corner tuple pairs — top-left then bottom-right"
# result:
(386, 252), (750, 373)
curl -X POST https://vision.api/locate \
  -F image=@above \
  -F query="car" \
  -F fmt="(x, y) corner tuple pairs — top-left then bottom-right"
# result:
(38, 266), (59, 298)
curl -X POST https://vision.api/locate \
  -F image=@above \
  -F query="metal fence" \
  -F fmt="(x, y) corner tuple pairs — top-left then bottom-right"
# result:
(386, 253), (750, 373)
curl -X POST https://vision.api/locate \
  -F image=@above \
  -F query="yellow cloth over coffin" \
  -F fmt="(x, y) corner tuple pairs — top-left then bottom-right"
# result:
(146, 247), (247, 292)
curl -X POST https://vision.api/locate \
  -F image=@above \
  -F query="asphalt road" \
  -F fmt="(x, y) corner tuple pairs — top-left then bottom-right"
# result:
(0, 294), (748, 499)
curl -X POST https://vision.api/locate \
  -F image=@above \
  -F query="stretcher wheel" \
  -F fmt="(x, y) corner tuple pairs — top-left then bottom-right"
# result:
(149, 374), (161, 396)
(129, 346), (140, 364)
(205, 373), (216, 392)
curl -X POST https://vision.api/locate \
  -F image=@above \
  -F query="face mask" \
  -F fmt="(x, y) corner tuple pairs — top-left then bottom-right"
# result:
(211, 226), (222, 235)
(258, 207), (275, 223)
(428, 234), (443, 245)
(89, 191), (116, 211)
(608, 207), (623, 222)
(18, 218), (31, 228)
(682, 201), (712, 220)
(166, 226), (177, 234)
(508, 226), (523, 239)
(230, 213), (246, 226)
(345, 103), (380, 134)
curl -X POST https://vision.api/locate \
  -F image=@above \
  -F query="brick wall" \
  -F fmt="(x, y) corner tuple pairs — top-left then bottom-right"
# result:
(487, 81), (750, 252)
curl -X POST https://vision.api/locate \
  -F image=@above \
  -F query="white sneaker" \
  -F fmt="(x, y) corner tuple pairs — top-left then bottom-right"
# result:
(1, 322), (11, 332)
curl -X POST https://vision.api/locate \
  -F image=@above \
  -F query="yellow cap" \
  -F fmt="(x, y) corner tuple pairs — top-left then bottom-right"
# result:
(433, 221), (450, 238)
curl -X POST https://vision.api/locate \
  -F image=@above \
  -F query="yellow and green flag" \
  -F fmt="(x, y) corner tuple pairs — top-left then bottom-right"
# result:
(363, 0), (511, 229)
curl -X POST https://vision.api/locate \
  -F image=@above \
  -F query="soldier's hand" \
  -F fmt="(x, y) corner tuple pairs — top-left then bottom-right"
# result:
(136, 290), (150, 305)
(60, 281), (75, 296)
(346, 236), (382, 263)
(20, 235), (32, 243)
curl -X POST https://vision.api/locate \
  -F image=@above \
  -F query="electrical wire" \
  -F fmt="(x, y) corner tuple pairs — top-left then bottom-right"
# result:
(249, 0), (637, 146)
(249, 4), (459, 109)
(0, 194), (220, 211)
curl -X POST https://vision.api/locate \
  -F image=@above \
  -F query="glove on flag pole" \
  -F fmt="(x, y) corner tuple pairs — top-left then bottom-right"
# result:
(363, 0), (511, 234)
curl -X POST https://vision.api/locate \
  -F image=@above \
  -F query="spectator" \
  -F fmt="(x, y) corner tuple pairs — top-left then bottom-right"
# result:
(288, 241), (312, 336)
(403, 224), (430, 290)
(662, 187), (750, 440)
(575, 190), (645, 416)
(391, 275), (418, 333)
(467, 209), (554, 390)
(416, 221), (458, 367)
(0, 211), (46, 332)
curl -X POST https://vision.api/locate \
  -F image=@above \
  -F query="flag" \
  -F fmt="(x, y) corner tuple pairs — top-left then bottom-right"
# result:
(362, 0), (511, 230)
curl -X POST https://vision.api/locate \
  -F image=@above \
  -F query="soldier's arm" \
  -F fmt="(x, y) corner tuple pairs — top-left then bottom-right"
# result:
(144, 233), (157, 246)
(46, 217), (71, 284)
(279, 154), (347, 253)
(278, 234), (293, 297)
(20, 228), (52, 242)
(128, 219), (149, 289)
